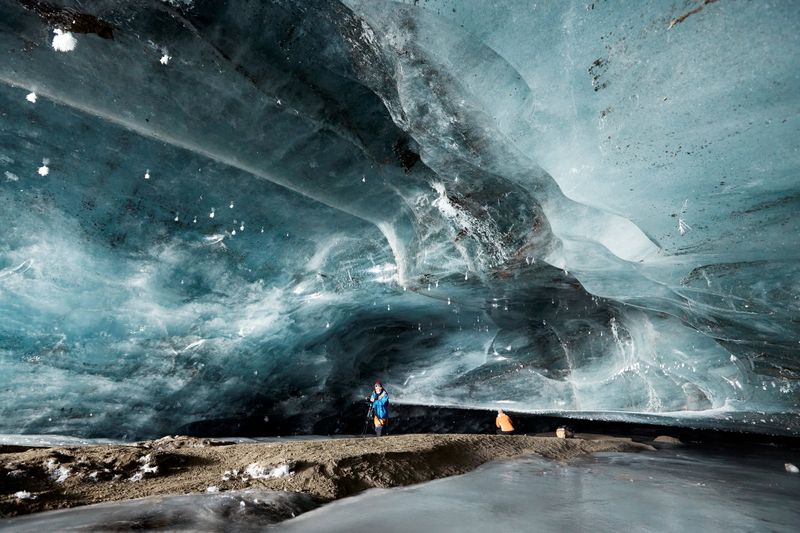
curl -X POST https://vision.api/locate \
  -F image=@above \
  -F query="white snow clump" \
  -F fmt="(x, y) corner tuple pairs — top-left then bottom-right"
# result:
(243, 463), (292, 480)
(52, 29), (77, 52)
(44, 459), (71, 483)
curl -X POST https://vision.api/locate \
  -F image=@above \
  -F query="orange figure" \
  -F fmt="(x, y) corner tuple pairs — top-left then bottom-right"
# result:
(495, 409), (514, 434)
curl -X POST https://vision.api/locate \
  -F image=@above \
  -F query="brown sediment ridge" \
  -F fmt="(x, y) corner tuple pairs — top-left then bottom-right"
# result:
(1, 433), (654, 518)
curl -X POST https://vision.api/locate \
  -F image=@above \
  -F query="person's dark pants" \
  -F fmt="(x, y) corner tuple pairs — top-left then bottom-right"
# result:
(374, 417), (388, 437)
(496, 429), (514, 435)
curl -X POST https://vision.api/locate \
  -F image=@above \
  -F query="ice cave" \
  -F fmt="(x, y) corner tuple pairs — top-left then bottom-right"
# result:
(1, 0), (800, 527)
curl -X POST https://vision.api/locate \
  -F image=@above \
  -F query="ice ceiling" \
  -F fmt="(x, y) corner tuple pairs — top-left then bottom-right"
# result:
(0, 0), (798, 439)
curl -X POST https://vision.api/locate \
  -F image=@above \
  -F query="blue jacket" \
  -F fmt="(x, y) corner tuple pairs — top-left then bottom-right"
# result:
(370, 390), (389, 419)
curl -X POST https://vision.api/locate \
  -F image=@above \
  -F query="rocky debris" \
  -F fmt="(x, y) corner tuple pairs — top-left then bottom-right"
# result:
(137, 435), (232, 450)
(653, 435), (683, 445)
(556, 427), (575, 439)
(1, 434), (653, 518)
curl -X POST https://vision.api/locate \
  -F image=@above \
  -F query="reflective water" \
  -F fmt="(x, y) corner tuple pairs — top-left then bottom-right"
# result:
(277, 447), (800, 533)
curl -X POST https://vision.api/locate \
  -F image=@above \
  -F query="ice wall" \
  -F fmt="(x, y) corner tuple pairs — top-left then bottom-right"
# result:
(0, 0), (797, 438)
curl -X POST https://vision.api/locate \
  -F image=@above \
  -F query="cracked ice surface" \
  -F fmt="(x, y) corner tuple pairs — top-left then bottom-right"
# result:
(0, 0), (798, 438)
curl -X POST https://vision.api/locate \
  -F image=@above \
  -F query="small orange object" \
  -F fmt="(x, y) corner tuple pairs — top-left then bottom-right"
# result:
(495, 412), (514, 432)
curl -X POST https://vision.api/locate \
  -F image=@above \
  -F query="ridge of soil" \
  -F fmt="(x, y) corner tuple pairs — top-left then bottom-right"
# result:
(1, 433), (654, 518)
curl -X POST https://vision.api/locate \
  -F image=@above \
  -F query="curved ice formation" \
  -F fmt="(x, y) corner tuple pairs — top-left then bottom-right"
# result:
(0, 0), (798, 438)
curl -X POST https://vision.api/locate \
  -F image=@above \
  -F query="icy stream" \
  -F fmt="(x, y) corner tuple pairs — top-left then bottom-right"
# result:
(278, 446), (800, 533)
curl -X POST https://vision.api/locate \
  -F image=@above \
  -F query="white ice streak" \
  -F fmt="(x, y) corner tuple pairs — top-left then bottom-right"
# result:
(0, 259), (33, 280)
(430, 182), (509, 269)
(182, 339), (205, 351)
(203, 234), (225, 245)
(4, 171), (19, 181)
(367, 262), (398, 283)
(51, 29), (77, 52)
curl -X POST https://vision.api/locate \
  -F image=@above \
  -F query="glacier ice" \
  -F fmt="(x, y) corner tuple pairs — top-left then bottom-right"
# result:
(0, 0), (798, 438)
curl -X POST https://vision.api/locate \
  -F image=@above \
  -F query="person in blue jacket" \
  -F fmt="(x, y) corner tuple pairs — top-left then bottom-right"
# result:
(369, 380), (389, 436)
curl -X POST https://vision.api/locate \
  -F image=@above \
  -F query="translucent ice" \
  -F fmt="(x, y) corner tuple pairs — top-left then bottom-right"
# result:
(0, 0), (797, 438)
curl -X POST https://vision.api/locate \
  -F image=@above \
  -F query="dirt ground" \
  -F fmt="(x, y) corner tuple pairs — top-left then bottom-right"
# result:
(1, 433), (655, 518)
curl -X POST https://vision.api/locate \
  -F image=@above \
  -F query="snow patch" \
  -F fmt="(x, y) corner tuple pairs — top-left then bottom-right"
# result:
(221, 469), (240, 481)
(37, 159), (50, 176)
(52, 29), (77, 52)
(44, 459), (71, 483)
(14, 491), (34, 500)
(243, 463), (292, 479)
(26, 92), (37, 103)
(130, 454), (158, 481)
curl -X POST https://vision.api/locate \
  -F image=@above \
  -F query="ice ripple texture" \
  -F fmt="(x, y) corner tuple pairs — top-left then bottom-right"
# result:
(0, 0), (798, 438)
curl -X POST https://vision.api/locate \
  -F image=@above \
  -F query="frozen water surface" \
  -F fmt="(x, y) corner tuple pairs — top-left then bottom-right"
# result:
(275, 448), (800, 533)
(0, 489), (318, 532)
